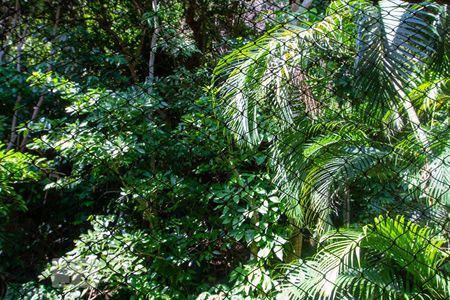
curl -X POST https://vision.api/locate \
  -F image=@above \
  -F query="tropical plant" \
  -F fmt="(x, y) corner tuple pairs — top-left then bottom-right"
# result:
(0, 144), (45, 220)
(41, 215), (154, 299)
(212, 0), (450, 237)
(1, 0), (449, 298)
(277, 215), (450, 299)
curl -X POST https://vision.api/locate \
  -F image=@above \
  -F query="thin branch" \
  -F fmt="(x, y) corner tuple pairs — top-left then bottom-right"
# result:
(7, 96), (22, 151)
(95, 13), (138, 82)
(7, 0), (27, 151)
(130, 0), (145, 15)
(147, 0), (160, 90)
(20, 5), (61, 151)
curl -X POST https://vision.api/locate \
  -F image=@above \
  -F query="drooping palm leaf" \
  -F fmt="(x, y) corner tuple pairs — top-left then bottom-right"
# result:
(212, 0), (450, 251)
(273, 121), (388, 232)
(353, 0), (446, 136)
(393, 122), (450, 213)
(212, 10), (352, 145)
(429, 5), (450, 75)
(277, 215), (450, 299)
(354, 0), (444, 102)
(409, 78), (449, 120)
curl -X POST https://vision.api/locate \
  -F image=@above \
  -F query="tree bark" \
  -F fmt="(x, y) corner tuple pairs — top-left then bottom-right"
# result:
(6, 0), (26, 151)
(286, 227), (303, 262)
(301, 0), (314, 8)
(292, 67), (322, 119)
(7, 96), (21, 151)
(343, 185), (350, 228)
(291, 0), (313, 12)
(185, 0), (207, 53)
(95, 13), (138, 82)
(147, 0), (160, 89)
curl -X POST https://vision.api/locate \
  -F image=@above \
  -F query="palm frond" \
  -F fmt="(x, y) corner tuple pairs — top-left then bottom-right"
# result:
(301, 147), (386, 233)
(278, 215), (450, 299)
(394, 124), (450, 208)
(429, 5), (450, 75)
(409, 78), (450, 120)
(353, 0), (445, 131)
(212, 12), (350, 145)
(277, 230), (363, 300)
(273, 121), (384, 231)
(363, 215), (450, 298)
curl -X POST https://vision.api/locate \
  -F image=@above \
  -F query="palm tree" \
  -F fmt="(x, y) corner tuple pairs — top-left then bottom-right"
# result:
(212, 0), (449, 255)
(277, 215), (450, 299)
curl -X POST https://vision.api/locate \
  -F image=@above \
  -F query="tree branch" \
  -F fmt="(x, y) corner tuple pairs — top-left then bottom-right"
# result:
(20, 5), (61, 151)
(7, 0), (27, 151)
(94, 13), (138, 82)
(147, 0), (160, 89)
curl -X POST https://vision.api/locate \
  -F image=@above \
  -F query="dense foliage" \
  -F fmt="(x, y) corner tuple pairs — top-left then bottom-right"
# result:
(0, 0), (449, 299)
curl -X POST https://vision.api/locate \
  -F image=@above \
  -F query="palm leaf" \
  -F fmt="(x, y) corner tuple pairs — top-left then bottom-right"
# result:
(354, 0), (444, 101)
(429, 4), (450, 75)
(278, 215), (450, 299)
(273, 120), (385, 230)
(212, 12), (351, 145)
(353, 0), (446, 137)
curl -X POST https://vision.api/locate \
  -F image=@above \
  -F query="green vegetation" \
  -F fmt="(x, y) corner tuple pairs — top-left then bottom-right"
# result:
(0, 0), (448, 299)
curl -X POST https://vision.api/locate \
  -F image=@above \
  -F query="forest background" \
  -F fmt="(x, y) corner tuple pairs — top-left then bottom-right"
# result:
(0, 0), (449, 299)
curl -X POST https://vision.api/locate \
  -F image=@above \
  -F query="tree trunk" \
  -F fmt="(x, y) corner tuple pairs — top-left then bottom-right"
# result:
(343, 185), (350, 228)
(301, 0), (314, 8)
(185, 0), (207, 53)
(147, 0), (160, 89)
(94, 8), (138, 83)
(291, 0), (300, 12)
(286, 227), (303, 262)
(6, 0), (26, 151)
(392, 77), (434, 208)
(290, 1), (321, 119)
(291, 0), (313, 12)
(7, 96), (21, 151)
(292, 67), (322, 119)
